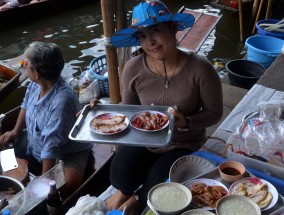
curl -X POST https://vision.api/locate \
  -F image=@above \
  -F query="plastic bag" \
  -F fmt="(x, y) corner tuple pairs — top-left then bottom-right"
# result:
(65, 194), (106, 215)
(227, 100), (284, 163)
(79, 79), (100, 104)
(78, 70), (100, 104)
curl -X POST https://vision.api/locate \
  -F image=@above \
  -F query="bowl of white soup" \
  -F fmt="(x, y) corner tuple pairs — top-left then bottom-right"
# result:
(148, 182), (192, 214)
(216, 195), (261, 215)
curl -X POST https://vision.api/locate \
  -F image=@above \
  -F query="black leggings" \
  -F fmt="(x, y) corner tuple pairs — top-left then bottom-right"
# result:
(109, 146), (192, 204)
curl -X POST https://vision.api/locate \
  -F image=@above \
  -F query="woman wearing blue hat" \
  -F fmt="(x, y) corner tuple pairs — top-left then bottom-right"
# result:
(104, 0), (223, 214)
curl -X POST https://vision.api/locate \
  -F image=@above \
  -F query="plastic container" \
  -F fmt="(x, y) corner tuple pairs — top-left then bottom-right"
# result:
(256, 19), (284, 40)
(106, 210), (125, 215)
(89, 55), (109, 97)
(245, 35), (284, 69)
(2, 209), (11, 215)
(225, 59), (265, 89)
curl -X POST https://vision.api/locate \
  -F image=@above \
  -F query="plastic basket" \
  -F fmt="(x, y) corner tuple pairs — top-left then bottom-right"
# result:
(89, 55), (109, 97)
(191, 151), (284, 196)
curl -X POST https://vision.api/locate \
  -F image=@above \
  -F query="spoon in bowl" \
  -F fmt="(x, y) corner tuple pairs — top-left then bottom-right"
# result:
(147, 200), (160, 215)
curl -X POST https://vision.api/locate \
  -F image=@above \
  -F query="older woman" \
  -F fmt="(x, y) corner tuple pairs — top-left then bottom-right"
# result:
(0, 41), (93, 199)
(94, 0), (223, 214)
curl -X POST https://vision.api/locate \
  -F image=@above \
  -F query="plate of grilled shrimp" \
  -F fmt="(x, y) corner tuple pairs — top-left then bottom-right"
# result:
(130, 110), (169, 132)
(229, 177), (278, 211)
(90, 112), (129, 135)
(185, 178), (229, 210)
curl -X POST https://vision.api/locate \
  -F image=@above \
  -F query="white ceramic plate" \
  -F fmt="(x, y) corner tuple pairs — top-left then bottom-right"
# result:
(90, 112), (129, 135)
(185, 178), (229, 210)
(229, 177), (278, 211)
(130, 110), (169, 132)
(169, 155), (215, 184)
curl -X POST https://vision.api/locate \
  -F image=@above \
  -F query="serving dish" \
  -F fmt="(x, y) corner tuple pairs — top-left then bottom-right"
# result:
(69, 104), (174, 147)
(185, 178), (229, 210)
(130, 110), (169, 132)
(147, 182), (192, 215)
(89, 112), (129, 135)
(216, 195), (261, 215)
(142, 165), (284, 215)
(218, 160), (245, 182)
(229, 177), (278, 211)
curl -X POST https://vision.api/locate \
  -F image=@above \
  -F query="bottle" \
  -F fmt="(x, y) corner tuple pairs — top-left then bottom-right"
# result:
(2, 209), (10, 215)
(46, 180), (62, 214)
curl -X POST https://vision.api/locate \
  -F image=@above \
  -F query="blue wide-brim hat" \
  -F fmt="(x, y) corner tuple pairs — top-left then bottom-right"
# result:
(110, 0), (195, 48)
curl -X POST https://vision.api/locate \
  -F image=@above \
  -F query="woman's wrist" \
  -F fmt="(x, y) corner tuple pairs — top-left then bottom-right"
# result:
(11, 129), (20, 137)
(177, 117), (191, 131)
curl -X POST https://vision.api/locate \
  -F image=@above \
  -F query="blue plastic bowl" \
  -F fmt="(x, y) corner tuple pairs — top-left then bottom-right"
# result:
(245, 35), (284, 69)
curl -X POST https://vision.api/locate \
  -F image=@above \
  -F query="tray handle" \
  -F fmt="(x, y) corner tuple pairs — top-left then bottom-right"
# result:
(70, 105), (91, 138)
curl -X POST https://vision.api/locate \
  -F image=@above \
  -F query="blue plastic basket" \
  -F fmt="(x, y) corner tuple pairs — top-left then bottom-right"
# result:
(191, 151), (284, 196)
(89, 55), (109, 97)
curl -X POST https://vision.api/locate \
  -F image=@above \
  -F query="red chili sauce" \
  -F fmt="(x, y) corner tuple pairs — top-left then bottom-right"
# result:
(222, 167), (241, 176)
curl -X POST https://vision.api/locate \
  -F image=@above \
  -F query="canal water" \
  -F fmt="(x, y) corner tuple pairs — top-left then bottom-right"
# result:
(0, 0), (247, 112)
(0, 0), (246, 68)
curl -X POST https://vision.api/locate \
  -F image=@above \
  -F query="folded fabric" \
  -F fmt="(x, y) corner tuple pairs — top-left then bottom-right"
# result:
(65, 194), (107, 215)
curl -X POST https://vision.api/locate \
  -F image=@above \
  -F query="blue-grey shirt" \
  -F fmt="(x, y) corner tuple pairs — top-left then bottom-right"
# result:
(21, 77), (92, 162)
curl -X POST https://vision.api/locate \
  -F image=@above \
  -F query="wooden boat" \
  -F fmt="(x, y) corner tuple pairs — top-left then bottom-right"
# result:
(0, 104), (114, 214)
(0, 63), (22, 103)
(0, 0), (95, 28)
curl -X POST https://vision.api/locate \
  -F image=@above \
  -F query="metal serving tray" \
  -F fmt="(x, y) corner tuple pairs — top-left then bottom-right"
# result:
(69, 104), (174, 147)
(142, 167), (284, 215)
(185, 167), (284, 215)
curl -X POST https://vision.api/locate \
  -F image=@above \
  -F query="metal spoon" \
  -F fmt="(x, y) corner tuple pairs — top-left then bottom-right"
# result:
(147, 200), (160, 215)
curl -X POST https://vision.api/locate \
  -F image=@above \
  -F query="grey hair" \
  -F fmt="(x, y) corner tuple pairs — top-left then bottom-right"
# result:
(24, 41), (65, 81)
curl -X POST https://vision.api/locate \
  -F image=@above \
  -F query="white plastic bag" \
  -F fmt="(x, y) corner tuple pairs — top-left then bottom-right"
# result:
(65, 194), (106, 215)
(226, 100), (284, 163)
(79, 79), (100, 104)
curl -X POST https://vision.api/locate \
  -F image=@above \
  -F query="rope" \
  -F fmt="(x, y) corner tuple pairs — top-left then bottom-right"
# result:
(259, 19), (284, 32)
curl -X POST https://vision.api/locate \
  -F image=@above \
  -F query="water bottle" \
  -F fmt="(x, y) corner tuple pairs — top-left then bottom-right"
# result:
(46, 180), (62, 213)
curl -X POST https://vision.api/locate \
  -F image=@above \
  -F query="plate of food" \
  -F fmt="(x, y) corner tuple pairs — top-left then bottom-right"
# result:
(90, 112), (129, 135)
(185, 178), (229, 210)
(229, 177), (278, 211)
(130, 110), (169, 132)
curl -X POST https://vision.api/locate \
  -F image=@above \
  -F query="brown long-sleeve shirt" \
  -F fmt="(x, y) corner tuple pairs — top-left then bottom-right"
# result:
(122, 51), (223, 152)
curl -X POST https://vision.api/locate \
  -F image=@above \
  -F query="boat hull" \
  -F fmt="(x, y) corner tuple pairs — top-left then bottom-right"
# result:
(0, 0), (95, 28)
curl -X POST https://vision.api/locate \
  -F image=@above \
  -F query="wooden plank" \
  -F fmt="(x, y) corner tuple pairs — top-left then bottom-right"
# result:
(176, 9), (221, 53)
